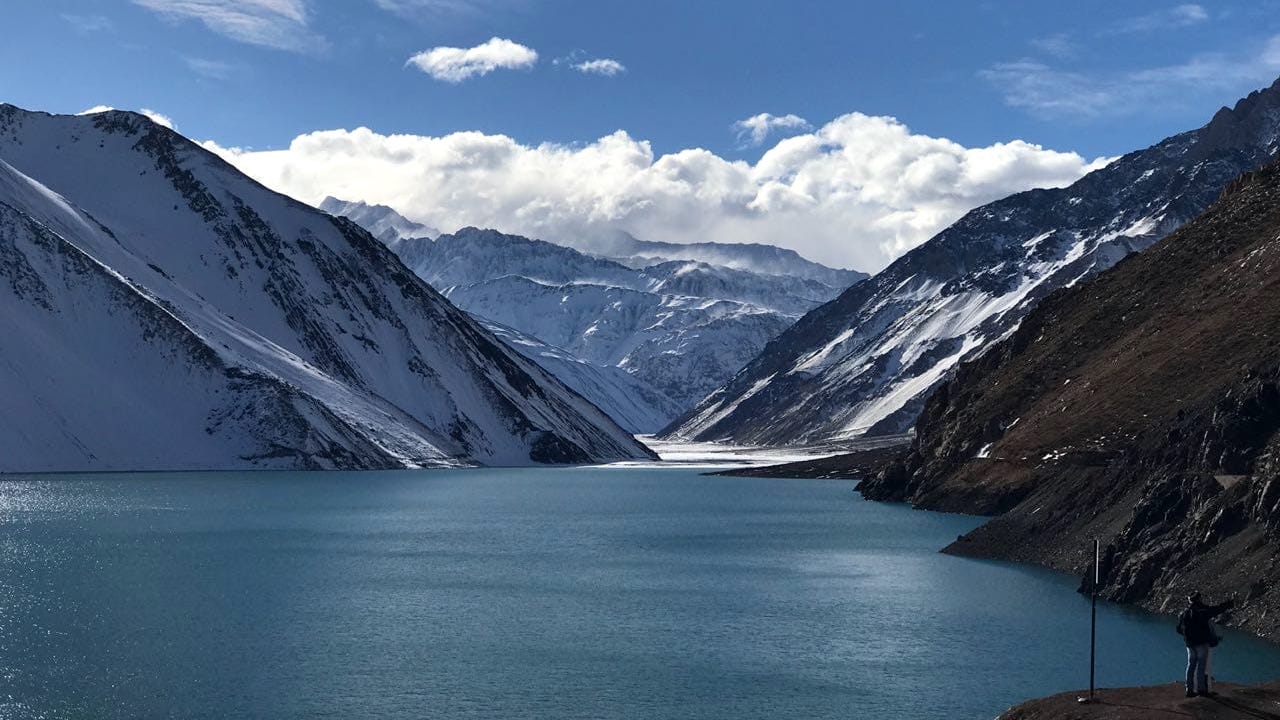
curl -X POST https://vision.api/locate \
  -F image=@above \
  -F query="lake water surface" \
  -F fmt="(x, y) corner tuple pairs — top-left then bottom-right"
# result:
(3, 467), (1278, 719)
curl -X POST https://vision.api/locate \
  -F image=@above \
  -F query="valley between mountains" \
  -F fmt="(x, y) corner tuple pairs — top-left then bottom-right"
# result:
(8, 79), (1280, 648)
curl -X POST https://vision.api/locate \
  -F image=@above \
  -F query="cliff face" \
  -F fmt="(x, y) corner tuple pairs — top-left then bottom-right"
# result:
(862, 161), (1280, 638)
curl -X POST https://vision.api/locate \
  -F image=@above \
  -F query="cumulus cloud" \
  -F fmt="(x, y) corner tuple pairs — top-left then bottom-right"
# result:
(573, 58), (626, 76)
(407, 37), (538, 82)
(200, 113), (1108, 272)
(985, 34), (1280, 119)
(732, 113), (811, 147)
(132, 0), (323, 52)
(78, 106), (176, 129)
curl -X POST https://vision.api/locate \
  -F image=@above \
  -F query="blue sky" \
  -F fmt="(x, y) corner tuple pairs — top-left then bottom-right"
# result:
(5, 1), (1280, 269)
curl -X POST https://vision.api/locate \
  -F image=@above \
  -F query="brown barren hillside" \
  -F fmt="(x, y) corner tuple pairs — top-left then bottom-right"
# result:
(863, 160), (1280, 638)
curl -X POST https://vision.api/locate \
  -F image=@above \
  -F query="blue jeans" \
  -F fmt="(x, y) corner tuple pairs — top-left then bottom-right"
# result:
(1186, 644), (1211, 693)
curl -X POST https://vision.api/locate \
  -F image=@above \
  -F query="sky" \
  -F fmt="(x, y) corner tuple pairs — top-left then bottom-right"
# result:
(5, 1), (1280, 271)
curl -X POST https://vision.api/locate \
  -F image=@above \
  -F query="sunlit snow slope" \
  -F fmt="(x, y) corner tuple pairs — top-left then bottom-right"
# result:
(0, 106), (653, 471)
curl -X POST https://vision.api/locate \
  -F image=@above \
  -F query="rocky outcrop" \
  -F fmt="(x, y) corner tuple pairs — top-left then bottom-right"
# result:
(864, 159), (1280, 638)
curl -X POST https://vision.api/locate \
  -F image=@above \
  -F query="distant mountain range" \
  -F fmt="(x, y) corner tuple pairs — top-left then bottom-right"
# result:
(318, 197), (439, 245)
(0, 105), (653, 472)
(663, 77), (1280, 446)
(320, 199), (866, 432)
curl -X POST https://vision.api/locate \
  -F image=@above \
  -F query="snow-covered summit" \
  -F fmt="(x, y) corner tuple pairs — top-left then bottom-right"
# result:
(663, 77), (1280, 446)
(575, 228), (865, 288)
(320, 217), (864, 430)
(318, 196), (438, 246)
(0, 105), (653, 471)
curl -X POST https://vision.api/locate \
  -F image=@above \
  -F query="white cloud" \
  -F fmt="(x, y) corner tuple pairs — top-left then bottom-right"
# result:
(406, 37), (538, 82)
(732, 113), (811, 147)
(78, 106), (176, 129)
(984, 34), (1280, 119)
(200, 113), (1106, 272)
(572, 58), (625, 76)
(132, 0), (323, 52)
(1108, 3), (1209, 34)
(140, 109), (177, 129)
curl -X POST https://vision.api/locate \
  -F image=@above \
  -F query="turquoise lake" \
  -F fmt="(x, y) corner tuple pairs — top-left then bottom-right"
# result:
(3, 467), (1278, 719)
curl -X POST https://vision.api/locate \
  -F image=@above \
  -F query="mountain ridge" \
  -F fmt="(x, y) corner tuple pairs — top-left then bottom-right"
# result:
(321, 214), (864, 430)
(862, 156), (1280, 638)
(662, 77), (1280, 446)
(0, 104), (654, 471)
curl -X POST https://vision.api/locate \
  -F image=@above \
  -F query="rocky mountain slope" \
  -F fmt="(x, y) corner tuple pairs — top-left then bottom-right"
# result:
(319, 215), (864, 430)
(664, 78), (1280, 446)
(862, 159), (1280, 639)
(0, 105), (653, 472)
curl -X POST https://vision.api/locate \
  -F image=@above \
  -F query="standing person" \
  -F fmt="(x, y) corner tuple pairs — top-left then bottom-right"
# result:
(1177, 591), (1235, 697)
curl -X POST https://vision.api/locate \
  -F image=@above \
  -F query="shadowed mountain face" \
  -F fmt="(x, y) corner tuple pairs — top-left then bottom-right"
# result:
(663, 78), (1280, 447)
(0, 105), (654, 471)
(863, 159), (1280, 639)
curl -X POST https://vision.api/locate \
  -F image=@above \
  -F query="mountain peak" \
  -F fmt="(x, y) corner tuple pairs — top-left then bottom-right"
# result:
(0, 108), (653, 470)
(318, 196), (438, 244)
(1195, 75), (1280, 156)
(664, 77), (1280, 447)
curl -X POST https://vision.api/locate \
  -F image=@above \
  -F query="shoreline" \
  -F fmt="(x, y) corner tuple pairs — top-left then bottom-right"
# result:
(997, 681), (1280, 719)
(722, 445), (1280, 645)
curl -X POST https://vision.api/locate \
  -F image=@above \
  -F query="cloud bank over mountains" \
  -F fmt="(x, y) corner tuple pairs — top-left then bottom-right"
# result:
(204, 113), (1109, 271)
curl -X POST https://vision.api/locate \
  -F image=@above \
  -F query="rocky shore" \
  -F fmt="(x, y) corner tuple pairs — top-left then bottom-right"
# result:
(997, 682), (1280, 719)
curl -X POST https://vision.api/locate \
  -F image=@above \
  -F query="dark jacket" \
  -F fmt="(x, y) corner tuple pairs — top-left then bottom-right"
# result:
(1177, 599), (1233, 647)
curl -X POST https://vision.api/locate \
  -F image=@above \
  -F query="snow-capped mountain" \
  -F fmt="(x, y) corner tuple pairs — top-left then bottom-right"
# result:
(664, 77), (1280, 446)
(479, 320), (684, 434)
(0, 105), (653, 472)
(321, 222), (864, 429)
(318, 196), (438, 247)
(863, 157), (1280, 637)
(574, 229), (863, 289)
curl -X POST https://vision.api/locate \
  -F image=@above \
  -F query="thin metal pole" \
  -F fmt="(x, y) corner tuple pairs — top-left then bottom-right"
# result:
(1090, 538), (1099, 701)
